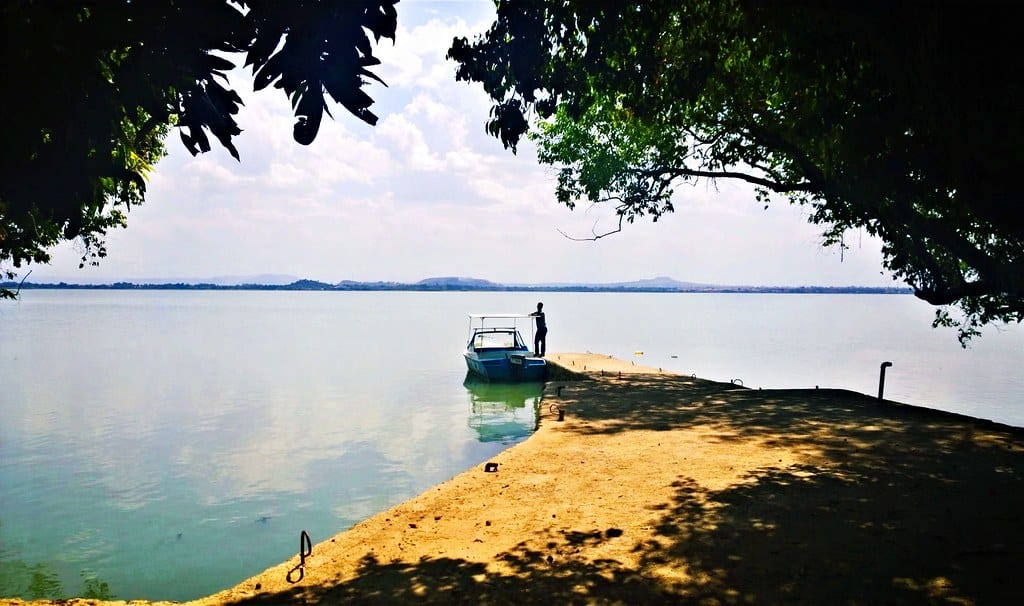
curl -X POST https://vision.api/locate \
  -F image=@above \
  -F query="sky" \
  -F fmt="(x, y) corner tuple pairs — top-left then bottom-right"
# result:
(29, 0), (897, 287)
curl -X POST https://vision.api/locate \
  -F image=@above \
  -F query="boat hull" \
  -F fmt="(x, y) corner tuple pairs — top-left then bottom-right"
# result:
(464, 351), (546, 382)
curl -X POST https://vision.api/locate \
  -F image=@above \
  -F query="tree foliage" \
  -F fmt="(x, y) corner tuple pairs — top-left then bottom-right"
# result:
(448, 0), (1024, 343)
(1, 0), (397, 298)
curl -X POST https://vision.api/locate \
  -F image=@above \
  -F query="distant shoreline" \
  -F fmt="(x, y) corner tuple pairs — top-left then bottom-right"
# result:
(3, 280), (912, 295)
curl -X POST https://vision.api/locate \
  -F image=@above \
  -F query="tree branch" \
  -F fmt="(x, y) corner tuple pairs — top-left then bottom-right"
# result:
(641, 166), (814, 194)
(557, 213), (624, 241)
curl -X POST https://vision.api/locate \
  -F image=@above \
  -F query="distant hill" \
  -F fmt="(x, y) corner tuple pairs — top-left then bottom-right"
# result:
(336, 279), (404, 289)
(603, 276), (710, 289)
(506, 276), (711, 289)
(414, 276), (502, 289)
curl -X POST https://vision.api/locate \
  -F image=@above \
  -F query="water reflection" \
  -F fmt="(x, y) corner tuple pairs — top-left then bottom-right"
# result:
(463, 375), (543, 444)
(0, 557), (64, 600)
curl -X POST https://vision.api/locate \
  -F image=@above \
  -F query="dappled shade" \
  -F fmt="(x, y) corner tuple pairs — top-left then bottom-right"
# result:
(212, 355), (1022, 605)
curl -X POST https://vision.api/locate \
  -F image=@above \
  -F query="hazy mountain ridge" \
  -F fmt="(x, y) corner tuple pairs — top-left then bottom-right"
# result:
(14, 273), (302, 286)
(5, 274), (912, 294)
(415, 276), (501, 288)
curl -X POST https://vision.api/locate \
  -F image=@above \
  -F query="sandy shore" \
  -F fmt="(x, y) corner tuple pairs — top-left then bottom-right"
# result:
(4, 352), (1023, 605)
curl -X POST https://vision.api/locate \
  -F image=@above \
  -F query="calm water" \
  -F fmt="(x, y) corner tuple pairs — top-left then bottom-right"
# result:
(1, 290), (1021, 600)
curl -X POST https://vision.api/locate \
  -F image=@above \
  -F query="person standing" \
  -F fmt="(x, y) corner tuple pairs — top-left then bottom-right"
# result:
(530, 301), (547, 357)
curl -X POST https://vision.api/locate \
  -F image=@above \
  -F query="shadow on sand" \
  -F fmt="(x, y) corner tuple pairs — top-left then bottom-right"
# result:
(222, 367), (1023, 605)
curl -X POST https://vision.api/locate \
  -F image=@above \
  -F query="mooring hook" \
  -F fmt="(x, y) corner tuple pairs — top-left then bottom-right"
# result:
(878, 361), (893, 400)
(286, 530), (312, 584)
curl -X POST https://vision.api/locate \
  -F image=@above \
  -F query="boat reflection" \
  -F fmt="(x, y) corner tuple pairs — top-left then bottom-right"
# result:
(463, 374), (544, 444)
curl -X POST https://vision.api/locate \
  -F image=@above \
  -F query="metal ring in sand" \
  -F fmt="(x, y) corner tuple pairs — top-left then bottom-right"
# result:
(286, 530), (313, 583)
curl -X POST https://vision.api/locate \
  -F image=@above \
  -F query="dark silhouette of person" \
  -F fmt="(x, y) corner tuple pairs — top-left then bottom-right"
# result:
(530, 302), (547, 357)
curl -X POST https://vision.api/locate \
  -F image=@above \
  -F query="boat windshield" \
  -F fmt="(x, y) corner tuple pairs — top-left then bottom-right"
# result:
(471, 330), (523, 350)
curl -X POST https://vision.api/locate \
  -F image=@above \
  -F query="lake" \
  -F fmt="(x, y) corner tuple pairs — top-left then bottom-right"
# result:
(1, 290), (1021, 600)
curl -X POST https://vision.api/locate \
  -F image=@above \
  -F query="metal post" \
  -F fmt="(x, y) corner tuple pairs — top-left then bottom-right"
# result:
(878, 361), (893, 400)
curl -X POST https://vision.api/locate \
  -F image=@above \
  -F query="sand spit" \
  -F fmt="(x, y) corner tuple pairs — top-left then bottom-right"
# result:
(5, 352), (1023, 605)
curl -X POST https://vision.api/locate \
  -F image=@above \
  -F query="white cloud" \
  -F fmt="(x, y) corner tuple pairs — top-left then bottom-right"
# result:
(377, 113), (444, 171)
(377, 4), (496, 91)
(264, 162), (310, 189)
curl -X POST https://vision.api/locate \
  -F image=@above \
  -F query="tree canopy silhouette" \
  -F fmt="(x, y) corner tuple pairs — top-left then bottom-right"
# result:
(1, 0), (396, 298)
(447, 0), (1023, 343)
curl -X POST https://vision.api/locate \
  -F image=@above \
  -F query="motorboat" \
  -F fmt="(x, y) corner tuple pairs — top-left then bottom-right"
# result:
(463, 314), (546, 382)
